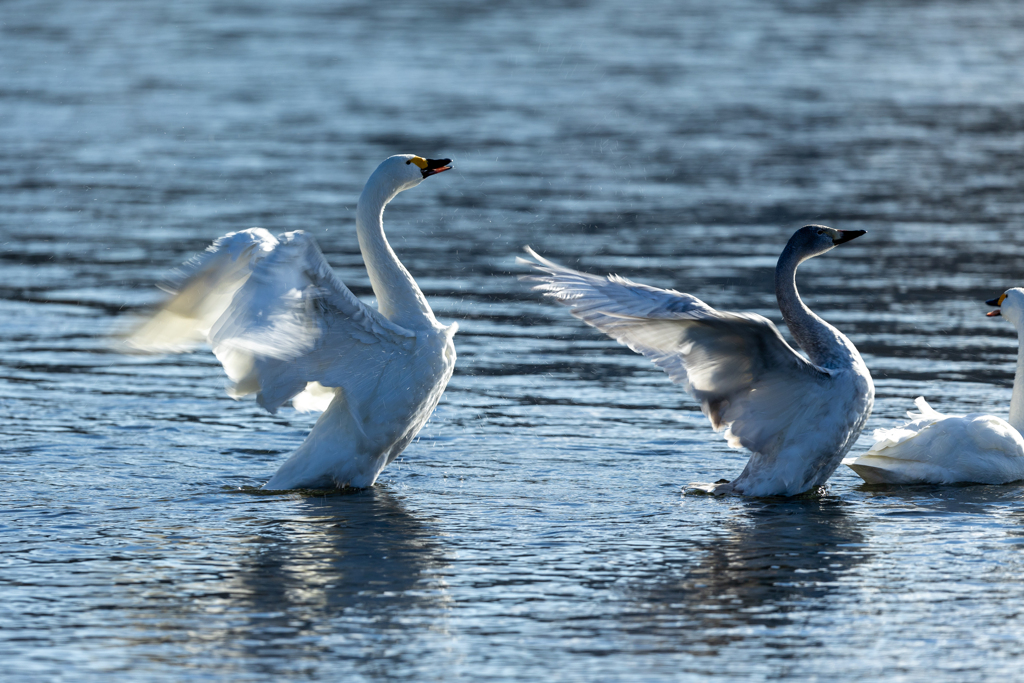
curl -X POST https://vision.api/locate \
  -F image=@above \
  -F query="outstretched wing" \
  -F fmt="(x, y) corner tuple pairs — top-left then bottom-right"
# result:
(124, 228), (279, 352)
(126, 230), (415, 413)
(519, 247), (832, 455)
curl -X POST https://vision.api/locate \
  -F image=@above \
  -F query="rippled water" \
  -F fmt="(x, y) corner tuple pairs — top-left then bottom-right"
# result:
(5, 0), (1024, 680)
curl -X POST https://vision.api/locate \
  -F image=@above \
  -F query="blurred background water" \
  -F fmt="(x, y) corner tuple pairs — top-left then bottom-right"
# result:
(3, 0), (1024, 680)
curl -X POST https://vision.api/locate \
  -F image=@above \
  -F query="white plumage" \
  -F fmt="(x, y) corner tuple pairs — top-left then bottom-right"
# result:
(126, 155), (457, 490)
(845, 288), (1024, 485)
(520, 226), (874, 497)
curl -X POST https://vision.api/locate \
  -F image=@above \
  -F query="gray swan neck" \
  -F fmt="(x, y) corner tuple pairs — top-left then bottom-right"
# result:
(355, 178), (436, 329)
(774, 241), (850, 369)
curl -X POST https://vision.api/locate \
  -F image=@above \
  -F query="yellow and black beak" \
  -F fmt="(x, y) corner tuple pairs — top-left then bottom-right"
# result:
(421, 158), (452, 178)
(986, 292), (1007, 317)
(832, 229), (867, 245)
(407, 156), (453, 178)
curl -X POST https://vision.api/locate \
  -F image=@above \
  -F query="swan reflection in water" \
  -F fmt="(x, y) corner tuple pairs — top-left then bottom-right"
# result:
(622, 499), (869, 660)
(186, 488), (454, 678)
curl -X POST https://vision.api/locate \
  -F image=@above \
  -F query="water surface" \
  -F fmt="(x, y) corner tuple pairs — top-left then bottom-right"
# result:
(4, 0), (1024, 680)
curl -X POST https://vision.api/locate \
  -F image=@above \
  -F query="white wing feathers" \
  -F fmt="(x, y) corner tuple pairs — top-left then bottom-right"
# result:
(519, 247), (832, 455)
(125, 228), (279, 352)
(126, 229), (415, 414)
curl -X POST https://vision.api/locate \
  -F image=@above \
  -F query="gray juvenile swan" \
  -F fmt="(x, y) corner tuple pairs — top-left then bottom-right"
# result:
(520, 225), (874, 497)
(125, 155), (457, 490)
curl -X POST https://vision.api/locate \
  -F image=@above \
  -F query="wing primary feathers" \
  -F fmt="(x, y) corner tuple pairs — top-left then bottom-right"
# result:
(519, 246), (833, 459)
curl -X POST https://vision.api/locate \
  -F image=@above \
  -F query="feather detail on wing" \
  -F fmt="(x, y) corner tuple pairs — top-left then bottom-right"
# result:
(519, 246), (833, 456)
(124, 228), (279, 352)
(126, 229), (416, 414)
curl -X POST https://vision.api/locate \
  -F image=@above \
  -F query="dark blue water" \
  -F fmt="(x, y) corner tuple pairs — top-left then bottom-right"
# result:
(5, 0), (1024, 680)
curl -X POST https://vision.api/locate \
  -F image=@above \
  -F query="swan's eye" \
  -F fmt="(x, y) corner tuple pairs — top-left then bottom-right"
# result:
(816, 229), (824, 235)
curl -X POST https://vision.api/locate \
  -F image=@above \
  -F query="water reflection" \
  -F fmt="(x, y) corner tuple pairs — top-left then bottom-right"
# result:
(231, 489), (452, 673)
(124, 488), (454, 679)
(853, 481), (1024, 514)
(626, 499), (868, 657)
(8, 0), (1024, 678)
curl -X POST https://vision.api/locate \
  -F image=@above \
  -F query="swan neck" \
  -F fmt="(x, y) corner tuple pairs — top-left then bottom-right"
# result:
(1009, 319), (1024, 432)
(355, 176), (435, 327)
(774, 242), (844, 367)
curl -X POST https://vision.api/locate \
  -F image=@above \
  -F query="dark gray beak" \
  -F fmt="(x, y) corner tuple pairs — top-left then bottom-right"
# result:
(833, 229), (867, 245)
(422, 158), (452, 178)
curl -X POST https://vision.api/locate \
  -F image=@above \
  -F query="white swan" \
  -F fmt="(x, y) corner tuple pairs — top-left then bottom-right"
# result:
(844, 288), (1024, 485)
(125, 155), (458, 490)
(520, 225), (874, 497)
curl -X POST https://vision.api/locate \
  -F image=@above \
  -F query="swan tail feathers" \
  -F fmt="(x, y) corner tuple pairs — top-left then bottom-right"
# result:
(865, 398), (948, 452)
(911, 396), (944, 420)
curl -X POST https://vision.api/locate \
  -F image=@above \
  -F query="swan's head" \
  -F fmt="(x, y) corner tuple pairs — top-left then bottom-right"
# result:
(374, 154), (453, 193)
(986, 288), (1024, 323)
(788, 224), (867, 258)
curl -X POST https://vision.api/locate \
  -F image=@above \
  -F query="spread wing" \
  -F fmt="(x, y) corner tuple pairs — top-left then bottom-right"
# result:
(125, 229), (415, 413)
(519, 247), (833, 455)
(124, 228), (279, 351)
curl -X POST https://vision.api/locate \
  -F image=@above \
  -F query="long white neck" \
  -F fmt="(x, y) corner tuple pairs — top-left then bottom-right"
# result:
(1009, 317), (1024, 432)
(355, 173), (436, 329)
(774, 242), (851, 368)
